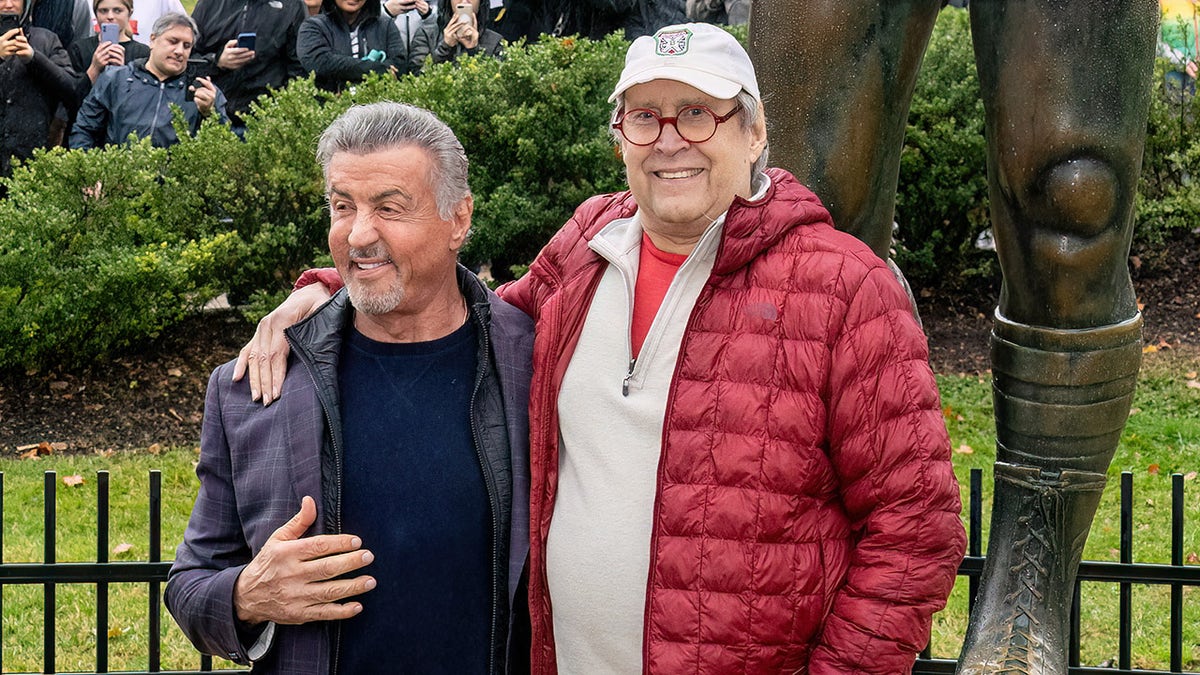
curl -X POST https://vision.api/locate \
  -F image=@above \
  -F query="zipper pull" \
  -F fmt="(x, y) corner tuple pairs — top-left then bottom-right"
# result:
(622, 357), (636, 397)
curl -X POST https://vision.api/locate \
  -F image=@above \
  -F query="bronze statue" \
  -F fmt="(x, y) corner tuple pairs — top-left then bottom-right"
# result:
(750, 1), (1159, 671)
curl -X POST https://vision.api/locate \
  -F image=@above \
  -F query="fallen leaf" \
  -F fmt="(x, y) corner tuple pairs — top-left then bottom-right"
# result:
(112, 543), (133, 555)
(1137, 300), (1146, 312)
(1188, 552), (1199, 564)
(167, 368), (182, 377)
(49, 381), (69, 391)
(95, 449), (114, 458)
(1186, 472), (1198, 481)
(1149, 463), (1161, 475)
(62, 475), (84, 487)
(1146, 498), (1156, 507)
(954, 444), (974, 455)
(108, 625), (124, 638)
(1143, 344), (1158, 354)
(1187, 371), (1198, 379)
(1129, 408), (1141, 415)
(147, 443), (161, 455)
(50, 442), (67, 451)
(168, 408), (183, 422)
(942, 405), (954, 420)
(1130, 255), (1142, 270)
(1187, 380), (1200, 390)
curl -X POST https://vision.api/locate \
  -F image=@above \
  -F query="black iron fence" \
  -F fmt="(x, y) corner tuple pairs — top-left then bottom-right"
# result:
(0, 471), (240, 674)
(0, 468), (1196, 673)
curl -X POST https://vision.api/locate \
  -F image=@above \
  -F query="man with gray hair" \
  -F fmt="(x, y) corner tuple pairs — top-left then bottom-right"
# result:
(70, 12), (227, 148)
(165, 101), (534, 673)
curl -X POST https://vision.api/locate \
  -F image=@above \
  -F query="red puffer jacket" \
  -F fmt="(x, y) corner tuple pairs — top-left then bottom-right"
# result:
(500, 169), (965, 674)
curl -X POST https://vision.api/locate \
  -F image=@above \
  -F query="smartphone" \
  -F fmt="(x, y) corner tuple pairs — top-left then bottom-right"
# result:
(236, 31), (256, 50)
(452, 3), (474, 27)
(100, 22), (120, 44)
(0, 13), (20, 35)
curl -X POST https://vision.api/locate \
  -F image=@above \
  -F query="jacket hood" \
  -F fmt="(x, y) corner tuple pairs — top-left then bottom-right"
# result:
(320, 0), (383, 28)
(435, 0), (490, 32)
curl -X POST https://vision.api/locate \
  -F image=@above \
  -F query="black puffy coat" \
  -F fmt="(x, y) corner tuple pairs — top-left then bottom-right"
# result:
(0, 12), (79, 178)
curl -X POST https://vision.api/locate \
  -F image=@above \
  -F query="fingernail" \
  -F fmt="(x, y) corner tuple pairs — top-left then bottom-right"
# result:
(250, 389), (259, 401)
(364, 577), (377, 590)
(362, 551), (374, 564)
(350, 537), (362, 548)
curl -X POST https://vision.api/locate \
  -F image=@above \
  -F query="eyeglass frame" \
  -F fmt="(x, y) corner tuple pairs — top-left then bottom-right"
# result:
(611, 102), (745, 147)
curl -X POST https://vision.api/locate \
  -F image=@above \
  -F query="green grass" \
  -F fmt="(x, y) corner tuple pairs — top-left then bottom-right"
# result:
(1, 350), (1198, 671)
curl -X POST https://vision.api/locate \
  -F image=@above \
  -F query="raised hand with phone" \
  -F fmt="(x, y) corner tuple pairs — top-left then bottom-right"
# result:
(408, 0), (501, 68)
(441, 0), (476, 48)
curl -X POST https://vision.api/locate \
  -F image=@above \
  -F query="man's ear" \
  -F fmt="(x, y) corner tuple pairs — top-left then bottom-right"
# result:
(449, 194), (473, 251)
(749, 100), (767, 158)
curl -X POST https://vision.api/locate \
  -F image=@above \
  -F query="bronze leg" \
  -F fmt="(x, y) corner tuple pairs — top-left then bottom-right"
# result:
(958, 1), (1158, 672)
(749, 0), (942, 260)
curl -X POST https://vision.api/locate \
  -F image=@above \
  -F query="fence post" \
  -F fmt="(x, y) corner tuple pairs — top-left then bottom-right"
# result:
(1171, 473), (1184, 673)
(43, 471), (56, 674)
(1120, 471), (1133, 670)
(97, 470), (110, 674)
(149, 470), (162, 673)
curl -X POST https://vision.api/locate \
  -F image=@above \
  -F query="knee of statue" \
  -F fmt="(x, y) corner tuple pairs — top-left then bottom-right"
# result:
(1034, 155), (1121, 238)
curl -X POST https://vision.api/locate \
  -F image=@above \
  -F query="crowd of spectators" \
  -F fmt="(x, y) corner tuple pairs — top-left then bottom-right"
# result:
(1, 0), (751, 185)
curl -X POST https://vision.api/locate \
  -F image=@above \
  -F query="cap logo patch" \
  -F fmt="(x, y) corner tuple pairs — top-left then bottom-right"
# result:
(655, 28), (692, 56)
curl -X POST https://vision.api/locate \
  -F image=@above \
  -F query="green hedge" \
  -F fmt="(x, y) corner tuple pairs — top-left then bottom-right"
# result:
(0, 17), (1194, 371)
(0, 34), (628, 370)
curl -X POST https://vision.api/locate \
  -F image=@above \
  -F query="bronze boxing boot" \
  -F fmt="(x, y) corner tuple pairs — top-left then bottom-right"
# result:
(956, 313), (1141, 674)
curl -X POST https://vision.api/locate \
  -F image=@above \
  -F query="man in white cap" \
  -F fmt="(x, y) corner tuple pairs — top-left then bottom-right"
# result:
(239, 22), (965, 673)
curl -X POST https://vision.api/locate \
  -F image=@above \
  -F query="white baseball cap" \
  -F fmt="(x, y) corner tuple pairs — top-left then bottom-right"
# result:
(608, 23), (760, 104)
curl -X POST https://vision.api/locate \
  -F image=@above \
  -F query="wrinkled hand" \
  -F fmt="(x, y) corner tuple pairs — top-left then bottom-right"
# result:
(233, 496), (376, 626)
(218, 39), (255, 70)
(232, 282), (331, 404)
(191, 76), (217, 115)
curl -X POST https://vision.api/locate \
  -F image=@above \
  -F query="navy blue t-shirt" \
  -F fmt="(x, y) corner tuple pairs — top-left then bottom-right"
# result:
(336, 319), (492, 673)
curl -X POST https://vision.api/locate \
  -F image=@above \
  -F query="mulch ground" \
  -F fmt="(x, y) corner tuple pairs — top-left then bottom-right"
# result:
(2, 229), (1198, 455)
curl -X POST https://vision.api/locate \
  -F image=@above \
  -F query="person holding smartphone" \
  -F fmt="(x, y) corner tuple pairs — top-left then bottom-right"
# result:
(0, 0), (79, 184)
(66, 0), (149, 105)
(70, 12), (227, 149)
(381, 0), (433, 70)
(409, 0), (501, 70)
